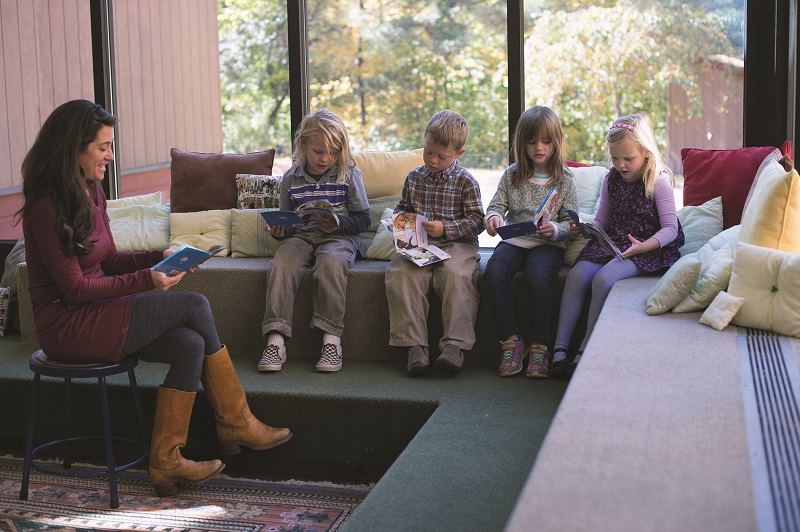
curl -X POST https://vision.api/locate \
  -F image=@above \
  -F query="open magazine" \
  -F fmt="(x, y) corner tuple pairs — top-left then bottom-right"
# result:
(495, 187), (560, 240)
(566, 209), (624, 260)
(381, 211), (451, 266)
(261, 200), (339, 230)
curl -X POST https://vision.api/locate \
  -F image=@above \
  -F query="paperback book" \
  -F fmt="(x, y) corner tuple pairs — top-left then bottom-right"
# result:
(381, 211), (451, 266)
(260, 200), (339, 230)
(151, 244), (225, 276)
(566, 209), (624, 260)
(495, 187), (560, 240)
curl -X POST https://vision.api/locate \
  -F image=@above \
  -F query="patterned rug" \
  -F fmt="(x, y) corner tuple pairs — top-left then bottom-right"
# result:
(0, 457), (371, 531)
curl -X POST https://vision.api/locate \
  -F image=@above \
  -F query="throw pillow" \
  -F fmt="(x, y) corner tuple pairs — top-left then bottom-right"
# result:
(0, 237), (25, 333)
(108, 204), (171, 252)
(106, 191), (162, 209)
(170, 148), (275, 213)
(742, 148), (782, 215)
(230, 209), (284, 257)
(672, 243), (735, 313)
(677, 196), (724, 256)
(699, 291), (745, 331)
(236, 174), (282, 210)
(365, 208), (397, 260)
(695, 225), (741, 265)
(681, 145), (778, 229)
(645, 254), (703, 315)
(737, 157), (800, 253)
(0, 287), (10, 336)
(353, 149), (424, 199)
(728, 241), (800, 337)
(360, 195), (401, 251)
(570, 166), (607, 215)
(169, 209), (232, 256)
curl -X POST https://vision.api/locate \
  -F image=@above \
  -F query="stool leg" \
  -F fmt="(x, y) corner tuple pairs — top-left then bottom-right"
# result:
(127, 368), (149, 460)
(98, 376), (120, 509)
(19, 373), (41, 501)
(63, 377), (72, 469)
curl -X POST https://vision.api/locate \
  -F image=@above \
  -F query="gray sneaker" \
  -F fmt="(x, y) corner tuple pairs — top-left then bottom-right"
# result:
(407, 346), (430, 376)
(316, 343), (343, 372)
(258, 344), (286, 372)
(436, 344), (464, 374)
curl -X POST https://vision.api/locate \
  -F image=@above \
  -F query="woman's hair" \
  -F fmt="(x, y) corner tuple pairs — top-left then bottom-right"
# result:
(606, 112), (673, 198)
(15, 99), (117, 256)
(511, 106), (567, 187)
(292, 110), (354, 183)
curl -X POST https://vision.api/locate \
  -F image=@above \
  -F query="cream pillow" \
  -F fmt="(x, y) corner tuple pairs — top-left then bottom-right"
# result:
(738, 158), (800, 253)
(570, 166), (607, 215)
(695, 225), (741, 265)
(365, 208), (397, 260)
(728, 241), (800, 337)
(230, 209), (284, 257)
(169, 209), (232, 256)
(672, 243), (735, 313)
(106, 191), (162, 208)
(700, 291), (745, 331)
(353, 149), (424, 199)
(645, 254), (702, 315)
(108, 204), (171, 252)
(677, 196), (724, 256)
(742, 148), (782, 217)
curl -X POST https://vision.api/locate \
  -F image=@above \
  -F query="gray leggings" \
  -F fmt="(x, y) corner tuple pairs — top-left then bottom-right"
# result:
(554, 258), (644, 353)
(120, 292), (221, 392)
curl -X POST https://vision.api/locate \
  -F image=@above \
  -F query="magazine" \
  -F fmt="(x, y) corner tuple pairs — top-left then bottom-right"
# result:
(260, 200), (340, 230)
(495, 187), (560, 240)
(381, 211), (451, 266)
(566, 209), (624, 260)
(151, 244), (225, 276)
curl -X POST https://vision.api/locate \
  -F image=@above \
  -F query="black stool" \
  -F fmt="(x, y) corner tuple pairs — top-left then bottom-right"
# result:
(19, 350), (149, 509)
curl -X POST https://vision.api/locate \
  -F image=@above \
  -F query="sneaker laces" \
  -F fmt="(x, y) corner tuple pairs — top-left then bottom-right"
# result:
(260, 345), (282, 364)
(318, 343), (341, 365)
(529, 347), (546, 365)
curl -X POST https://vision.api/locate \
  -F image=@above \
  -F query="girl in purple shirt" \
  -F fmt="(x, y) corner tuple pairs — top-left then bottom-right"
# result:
(552, 112), (684, 375)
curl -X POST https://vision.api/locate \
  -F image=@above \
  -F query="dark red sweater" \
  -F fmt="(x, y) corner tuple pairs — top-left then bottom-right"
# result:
(22, 183), (164, 362)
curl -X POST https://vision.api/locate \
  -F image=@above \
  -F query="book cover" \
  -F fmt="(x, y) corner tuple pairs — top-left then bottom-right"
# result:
(566, 209), (624, 260)
(260, 210), (305, 229)
(151, 244), (224, 276)
(495, 187), (560, 240)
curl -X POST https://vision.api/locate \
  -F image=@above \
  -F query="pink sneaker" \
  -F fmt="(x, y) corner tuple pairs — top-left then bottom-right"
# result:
(498, 339), (526, 377)
(525, 344), (552, 378)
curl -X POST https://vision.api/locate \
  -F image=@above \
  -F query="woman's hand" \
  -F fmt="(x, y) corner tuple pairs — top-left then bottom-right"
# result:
(485, 216), (502, 237)
(150, 269), (185, 292)
(421, 220), (444, 238)
(265, 224), (286, 238)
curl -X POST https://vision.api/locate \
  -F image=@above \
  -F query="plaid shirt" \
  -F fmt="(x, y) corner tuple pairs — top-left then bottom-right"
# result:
(396, 160), (485, 244)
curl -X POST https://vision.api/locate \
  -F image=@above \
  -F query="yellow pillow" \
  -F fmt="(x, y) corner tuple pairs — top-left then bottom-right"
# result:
(169, 209), (232, 256)
(353, 149), (424, 199)
(738, 157), (800, 253)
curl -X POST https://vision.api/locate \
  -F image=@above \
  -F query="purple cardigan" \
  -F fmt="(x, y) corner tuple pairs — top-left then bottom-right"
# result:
(22, 183), (164, 362)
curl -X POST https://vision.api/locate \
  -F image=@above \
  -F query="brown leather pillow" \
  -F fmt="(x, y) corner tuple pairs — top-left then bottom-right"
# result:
(169, 148), (275, 212)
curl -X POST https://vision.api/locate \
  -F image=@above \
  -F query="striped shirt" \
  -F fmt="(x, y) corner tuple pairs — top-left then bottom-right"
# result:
(395, 160), (485, 244)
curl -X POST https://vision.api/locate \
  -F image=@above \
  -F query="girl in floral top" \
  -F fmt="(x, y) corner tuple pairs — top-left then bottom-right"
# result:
(552, 112), (684, 375)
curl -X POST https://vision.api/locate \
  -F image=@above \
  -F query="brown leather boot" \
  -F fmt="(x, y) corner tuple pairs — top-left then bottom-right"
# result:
(201, 345), (293, 454)
(149, 386), (225, 497)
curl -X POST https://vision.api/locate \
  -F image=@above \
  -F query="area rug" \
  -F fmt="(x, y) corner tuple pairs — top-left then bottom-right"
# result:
(0, 457), (371, 531)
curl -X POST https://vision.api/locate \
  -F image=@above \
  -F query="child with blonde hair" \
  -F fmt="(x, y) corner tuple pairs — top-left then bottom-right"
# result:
(385, 110), (485, 376)
(259, 110), (370, 373)
(552, 112), (684, 375)
(484, 106), (578, 378)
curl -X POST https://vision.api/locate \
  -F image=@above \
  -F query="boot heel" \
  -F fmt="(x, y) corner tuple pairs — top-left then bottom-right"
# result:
(154, 480), (178, 497)
(219, 441), (242, 455)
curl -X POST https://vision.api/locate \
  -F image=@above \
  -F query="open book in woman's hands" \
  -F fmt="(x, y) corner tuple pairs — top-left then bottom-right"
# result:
(151, 244), (225, 276)
(566, 210), (624, 260)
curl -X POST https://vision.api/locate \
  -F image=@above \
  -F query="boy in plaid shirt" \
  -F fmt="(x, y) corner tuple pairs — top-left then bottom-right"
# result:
(385, 110), (485, 376)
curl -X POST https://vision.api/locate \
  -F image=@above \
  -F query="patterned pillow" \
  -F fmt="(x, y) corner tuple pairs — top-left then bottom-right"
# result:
(230, 209), (285, 257)
(236, 174), (282, 210)
(0, 287), (10, 336)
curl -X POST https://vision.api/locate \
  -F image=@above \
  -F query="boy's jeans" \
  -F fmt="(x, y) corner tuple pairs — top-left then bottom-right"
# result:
(262, 232), (357, 339)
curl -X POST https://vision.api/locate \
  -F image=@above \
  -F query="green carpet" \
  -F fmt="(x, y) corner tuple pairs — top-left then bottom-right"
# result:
(1, 456), (371, 531)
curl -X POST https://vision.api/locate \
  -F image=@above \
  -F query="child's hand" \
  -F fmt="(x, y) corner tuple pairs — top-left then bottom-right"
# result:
(318, 218), (339, 233)
(265, 224), (286, 238)
(485, 216), (502, 237)
(536, 222), (555, 239)
(622, 234), (646, 258)
(568, 222), (582, 238)
(421, 220), (445, 238)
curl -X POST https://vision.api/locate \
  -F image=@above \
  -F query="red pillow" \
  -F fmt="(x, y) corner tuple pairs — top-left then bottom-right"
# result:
(681, 146), (778, 229)
(566, 160), (591, 168)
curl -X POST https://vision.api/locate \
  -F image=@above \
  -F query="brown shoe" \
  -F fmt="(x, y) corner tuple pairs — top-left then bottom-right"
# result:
(407, 346), (429, 376)
(436, 344), (464, 374)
